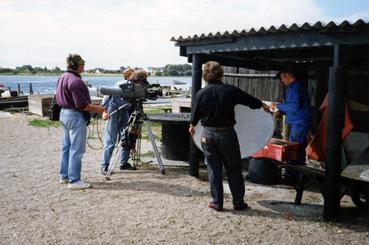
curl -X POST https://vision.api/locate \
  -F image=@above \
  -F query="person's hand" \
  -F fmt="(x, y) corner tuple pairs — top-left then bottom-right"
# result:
(102, 111), (109, 120)
(188, 124), (195, 135)
(261, 103), (270, 112)
(270, 103), (277, 111)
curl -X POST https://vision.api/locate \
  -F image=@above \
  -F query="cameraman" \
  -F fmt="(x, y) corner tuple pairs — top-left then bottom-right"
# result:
(100, 68), (137, 175)
(119, 69), (151, 164)
(56, 54), (107, 190)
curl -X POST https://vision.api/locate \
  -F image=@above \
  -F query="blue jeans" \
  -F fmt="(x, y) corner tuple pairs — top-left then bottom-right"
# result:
(201, 127), (245, 208)
(289, 123), (309, 165)
(59, 109), (87, 184)
(101, 109), (130, 168)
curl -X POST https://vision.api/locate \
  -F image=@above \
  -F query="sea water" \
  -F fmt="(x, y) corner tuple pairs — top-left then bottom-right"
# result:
(0, 75), (191, 95)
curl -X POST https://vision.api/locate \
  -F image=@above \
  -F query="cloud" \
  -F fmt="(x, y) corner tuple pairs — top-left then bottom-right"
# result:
(0, 0), (367, 69)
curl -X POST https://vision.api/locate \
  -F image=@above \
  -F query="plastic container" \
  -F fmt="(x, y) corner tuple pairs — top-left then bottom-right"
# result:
(251, 138), (299, 162)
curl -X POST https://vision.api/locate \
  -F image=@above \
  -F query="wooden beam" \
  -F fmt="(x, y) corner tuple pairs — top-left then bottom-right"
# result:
(324, 44), (344, 221)
(189, 54), (203, 177)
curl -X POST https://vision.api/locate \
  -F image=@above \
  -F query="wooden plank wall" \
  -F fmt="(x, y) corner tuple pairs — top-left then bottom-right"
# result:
(223, 66), (284, 102)
(28, 94), (53, 116)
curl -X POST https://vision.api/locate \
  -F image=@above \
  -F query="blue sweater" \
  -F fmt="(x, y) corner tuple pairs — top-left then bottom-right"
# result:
(277, 80), (311, 126)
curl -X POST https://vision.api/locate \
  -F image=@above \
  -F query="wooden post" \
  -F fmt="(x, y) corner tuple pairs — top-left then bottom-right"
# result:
(324, 44), (344, 221)
(189, 54), (203, 177)
(17, 84), (21, 95)
(29, 83), (33, 95)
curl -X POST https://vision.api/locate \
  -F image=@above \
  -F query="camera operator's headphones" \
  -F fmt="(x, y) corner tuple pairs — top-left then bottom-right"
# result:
(68, 54), (78, 70)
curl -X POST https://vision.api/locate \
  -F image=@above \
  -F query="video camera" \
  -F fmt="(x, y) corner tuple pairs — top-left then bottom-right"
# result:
(96, 83), (161, 101)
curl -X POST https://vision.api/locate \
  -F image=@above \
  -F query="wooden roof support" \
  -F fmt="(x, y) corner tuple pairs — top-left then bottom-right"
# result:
(324, 44), (344, 221)
(189, 54), (203, 177)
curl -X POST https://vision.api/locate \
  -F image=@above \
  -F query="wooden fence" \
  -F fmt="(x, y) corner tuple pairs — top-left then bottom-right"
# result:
(223, 66), (283, 102)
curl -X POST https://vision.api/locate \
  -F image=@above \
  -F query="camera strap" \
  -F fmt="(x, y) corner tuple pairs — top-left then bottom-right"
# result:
(109, 102), (132, 117)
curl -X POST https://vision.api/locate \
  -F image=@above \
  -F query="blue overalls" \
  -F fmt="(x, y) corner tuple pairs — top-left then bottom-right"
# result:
(277, 81), (311, 164)
(101, 94), (131, 170)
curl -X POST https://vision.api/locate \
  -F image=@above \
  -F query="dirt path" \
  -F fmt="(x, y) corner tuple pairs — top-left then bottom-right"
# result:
(1, 113), (368, 244)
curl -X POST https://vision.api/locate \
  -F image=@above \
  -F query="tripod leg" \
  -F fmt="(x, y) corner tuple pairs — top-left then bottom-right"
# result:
(105, 145), (121, 180)
(144, 120), (165, 174)
(133, 133), (141, 167)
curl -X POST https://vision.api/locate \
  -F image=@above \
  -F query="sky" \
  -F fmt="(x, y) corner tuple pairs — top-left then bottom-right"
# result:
(0, 0), (368, 70)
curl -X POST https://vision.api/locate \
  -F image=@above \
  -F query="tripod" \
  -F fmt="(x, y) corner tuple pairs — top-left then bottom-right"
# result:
(104, 100), (165, 180)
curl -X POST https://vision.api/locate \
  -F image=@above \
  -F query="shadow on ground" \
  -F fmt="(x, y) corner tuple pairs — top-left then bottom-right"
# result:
(257, 199), (369, 232)
(89, 175), (207, 198)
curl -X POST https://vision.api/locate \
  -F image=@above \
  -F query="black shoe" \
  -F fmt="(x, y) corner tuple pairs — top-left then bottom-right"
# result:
(101, 166), (108, 175)
(234, 202), (250, 211)
(120, 163), (137, 170)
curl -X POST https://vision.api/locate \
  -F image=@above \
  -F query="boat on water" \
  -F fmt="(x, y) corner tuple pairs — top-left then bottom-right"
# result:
(0, 83), (6, 93)
(173, 80), (187, 85)
(0, 83), (28, 110)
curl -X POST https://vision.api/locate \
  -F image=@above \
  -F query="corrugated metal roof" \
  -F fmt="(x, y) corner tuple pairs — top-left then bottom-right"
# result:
(170, 19), (369, 43)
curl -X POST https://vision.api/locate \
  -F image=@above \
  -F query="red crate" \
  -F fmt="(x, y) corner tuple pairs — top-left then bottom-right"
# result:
(251, 138), (299, 162)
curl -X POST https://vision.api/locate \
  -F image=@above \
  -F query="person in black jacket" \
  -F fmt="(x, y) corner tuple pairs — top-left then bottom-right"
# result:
(189, 61), (268, 211)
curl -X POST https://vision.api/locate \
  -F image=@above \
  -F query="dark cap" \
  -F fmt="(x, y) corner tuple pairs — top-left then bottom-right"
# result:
(276, 68), (296, 79)
(276, 71), (282, 79)
(66, 54), (85, 67)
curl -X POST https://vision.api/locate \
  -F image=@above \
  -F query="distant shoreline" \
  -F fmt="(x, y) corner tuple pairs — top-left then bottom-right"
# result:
(0, 73), (191, 77)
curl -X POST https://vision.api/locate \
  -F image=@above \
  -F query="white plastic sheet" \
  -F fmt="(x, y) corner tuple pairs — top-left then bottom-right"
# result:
(192, 104), (274, 159)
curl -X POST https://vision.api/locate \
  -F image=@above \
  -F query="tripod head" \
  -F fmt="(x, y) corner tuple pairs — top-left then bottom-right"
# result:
(121, 99), (148, 151)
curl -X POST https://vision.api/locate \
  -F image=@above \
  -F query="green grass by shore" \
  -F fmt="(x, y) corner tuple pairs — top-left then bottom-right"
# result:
(27, 106), (169, 140)
(28, 118), (60, 128)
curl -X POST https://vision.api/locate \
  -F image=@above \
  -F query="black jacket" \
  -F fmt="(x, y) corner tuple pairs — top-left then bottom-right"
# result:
(191, 80), (262, 127)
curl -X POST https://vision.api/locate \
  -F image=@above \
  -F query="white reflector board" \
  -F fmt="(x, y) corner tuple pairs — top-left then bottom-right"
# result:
(192, 104), (274, 159)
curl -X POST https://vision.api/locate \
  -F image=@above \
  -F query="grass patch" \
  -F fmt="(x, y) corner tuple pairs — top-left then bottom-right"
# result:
(141, 122), (161, 140)
(29, 118), (60, 128)
(143, 106), (171, 115)
(140, 151), (156, 158)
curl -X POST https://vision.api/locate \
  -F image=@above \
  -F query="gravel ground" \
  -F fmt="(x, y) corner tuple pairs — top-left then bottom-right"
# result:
(1, 113), (369, 245)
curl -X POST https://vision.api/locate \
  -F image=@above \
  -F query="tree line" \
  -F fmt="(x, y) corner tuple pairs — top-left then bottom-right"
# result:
(0, 64), (192, 76)
(158, 64), (192, 76)
(0, 65), (62, 74)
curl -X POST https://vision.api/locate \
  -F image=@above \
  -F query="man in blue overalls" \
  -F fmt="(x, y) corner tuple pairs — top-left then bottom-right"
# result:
(271, 70), (311, 165)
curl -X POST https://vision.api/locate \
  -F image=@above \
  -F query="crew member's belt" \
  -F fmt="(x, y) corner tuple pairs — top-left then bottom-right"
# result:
(204, 126), (233, 131)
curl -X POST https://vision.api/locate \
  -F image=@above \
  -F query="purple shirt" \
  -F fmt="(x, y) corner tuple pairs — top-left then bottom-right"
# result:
(56, 70), (91, 111)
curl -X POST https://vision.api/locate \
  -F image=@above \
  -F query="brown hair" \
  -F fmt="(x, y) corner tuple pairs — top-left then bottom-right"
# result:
(123, 67), (134, 79)
(202, 61), (224, 82)
(66, 54), (85, 70)
(130, 69), (148, 83)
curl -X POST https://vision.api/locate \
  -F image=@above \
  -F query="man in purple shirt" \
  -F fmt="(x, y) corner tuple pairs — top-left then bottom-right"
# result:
(56, 54), (107, 190)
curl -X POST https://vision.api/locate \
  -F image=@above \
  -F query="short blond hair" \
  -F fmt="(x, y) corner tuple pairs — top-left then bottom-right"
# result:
(202, 61), (224, 82)
(123, 67), (134, 80)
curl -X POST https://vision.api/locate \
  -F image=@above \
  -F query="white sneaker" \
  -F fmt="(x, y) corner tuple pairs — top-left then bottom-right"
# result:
(68, 180), (91, 190)
(59, 178), (69, 184)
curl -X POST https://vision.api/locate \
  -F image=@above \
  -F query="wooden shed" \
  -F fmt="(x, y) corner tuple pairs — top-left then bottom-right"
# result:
(171, 19), (369, 221)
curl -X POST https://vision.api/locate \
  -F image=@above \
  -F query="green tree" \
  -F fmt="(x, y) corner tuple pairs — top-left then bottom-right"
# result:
(163, 64), (192, 76)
